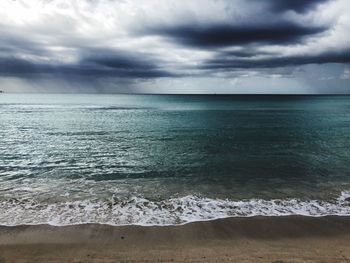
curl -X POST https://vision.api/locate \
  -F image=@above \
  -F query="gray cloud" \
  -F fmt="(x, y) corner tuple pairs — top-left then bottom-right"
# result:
(0, 50), (176, 79)
(0, 0), (349, 93)
(202, 50), (350, 70)
(142, 22), (326, 48)
(264, 0), (330, 13)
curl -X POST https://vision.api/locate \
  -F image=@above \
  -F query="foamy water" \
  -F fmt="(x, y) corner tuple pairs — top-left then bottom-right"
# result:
(0, 191), (349, 226)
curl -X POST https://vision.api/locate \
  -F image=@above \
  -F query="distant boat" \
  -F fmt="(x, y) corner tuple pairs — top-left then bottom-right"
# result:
(0, 90), (3, 93)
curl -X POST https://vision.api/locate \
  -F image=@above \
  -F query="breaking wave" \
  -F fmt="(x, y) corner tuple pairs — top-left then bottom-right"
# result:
(0, 191), (349, 226)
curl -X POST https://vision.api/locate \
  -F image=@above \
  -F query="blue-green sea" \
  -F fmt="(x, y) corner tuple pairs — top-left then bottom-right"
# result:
(0, 94), (350, 225)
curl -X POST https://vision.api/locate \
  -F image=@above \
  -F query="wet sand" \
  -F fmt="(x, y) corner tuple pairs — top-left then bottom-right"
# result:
(0, 216), (350, 262)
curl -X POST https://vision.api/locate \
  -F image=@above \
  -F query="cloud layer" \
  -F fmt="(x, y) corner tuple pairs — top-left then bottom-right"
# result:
(0, 0), (349, 93)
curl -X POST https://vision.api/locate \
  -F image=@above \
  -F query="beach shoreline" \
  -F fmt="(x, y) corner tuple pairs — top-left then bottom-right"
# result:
(1, 216), (350, 262)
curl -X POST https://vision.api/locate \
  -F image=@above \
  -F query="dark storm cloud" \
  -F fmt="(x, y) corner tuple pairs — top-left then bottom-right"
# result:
(143, 22), (326, 48)
(265, 0), (330, 13)
(218, 49), (276, 58)
(201, 50), (350, 70)
(0, 31), (52, 57)
(0, 0), (348, 94)
(0, 57), (49, 75)
(81, 49), (162, 71)
(79, 50), (176, 78)
(0, 50), (175, 79)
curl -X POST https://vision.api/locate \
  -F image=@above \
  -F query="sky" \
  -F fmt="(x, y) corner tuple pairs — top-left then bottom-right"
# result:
(0, 0), (350, 94)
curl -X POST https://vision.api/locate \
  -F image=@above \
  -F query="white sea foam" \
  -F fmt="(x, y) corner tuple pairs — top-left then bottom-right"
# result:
(0, 191), (349, 226)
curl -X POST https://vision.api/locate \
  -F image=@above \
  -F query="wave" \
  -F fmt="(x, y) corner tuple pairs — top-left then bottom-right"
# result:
(0, 191), (349, 226)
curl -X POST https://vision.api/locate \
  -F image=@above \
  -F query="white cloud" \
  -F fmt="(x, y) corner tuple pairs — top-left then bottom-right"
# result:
(341, 67), (350, 80)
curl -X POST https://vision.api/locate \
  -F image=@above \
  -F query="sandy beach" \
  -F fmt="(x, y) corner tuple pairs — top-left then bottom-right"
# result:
(0, 216), (349, 262)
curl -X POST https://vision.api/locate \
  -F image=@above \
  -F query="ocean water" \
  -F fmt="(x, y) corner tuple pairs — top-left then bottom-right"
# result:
(0, 94), (350, 226)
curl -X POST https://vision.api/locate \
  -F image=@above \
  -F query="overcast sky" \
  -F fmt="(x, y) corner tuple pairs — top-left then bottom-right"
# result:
(0, 0), (350, 93)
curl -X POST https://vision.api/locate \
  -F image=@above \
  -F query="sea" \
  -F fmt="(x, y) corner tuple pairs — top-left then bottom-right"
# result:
(0, 94), (350, 226)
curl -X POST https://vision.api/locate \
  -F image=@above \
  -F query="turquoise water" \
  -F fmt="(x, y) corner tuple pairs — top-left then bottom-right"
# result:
(0, 94), (350, 225)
